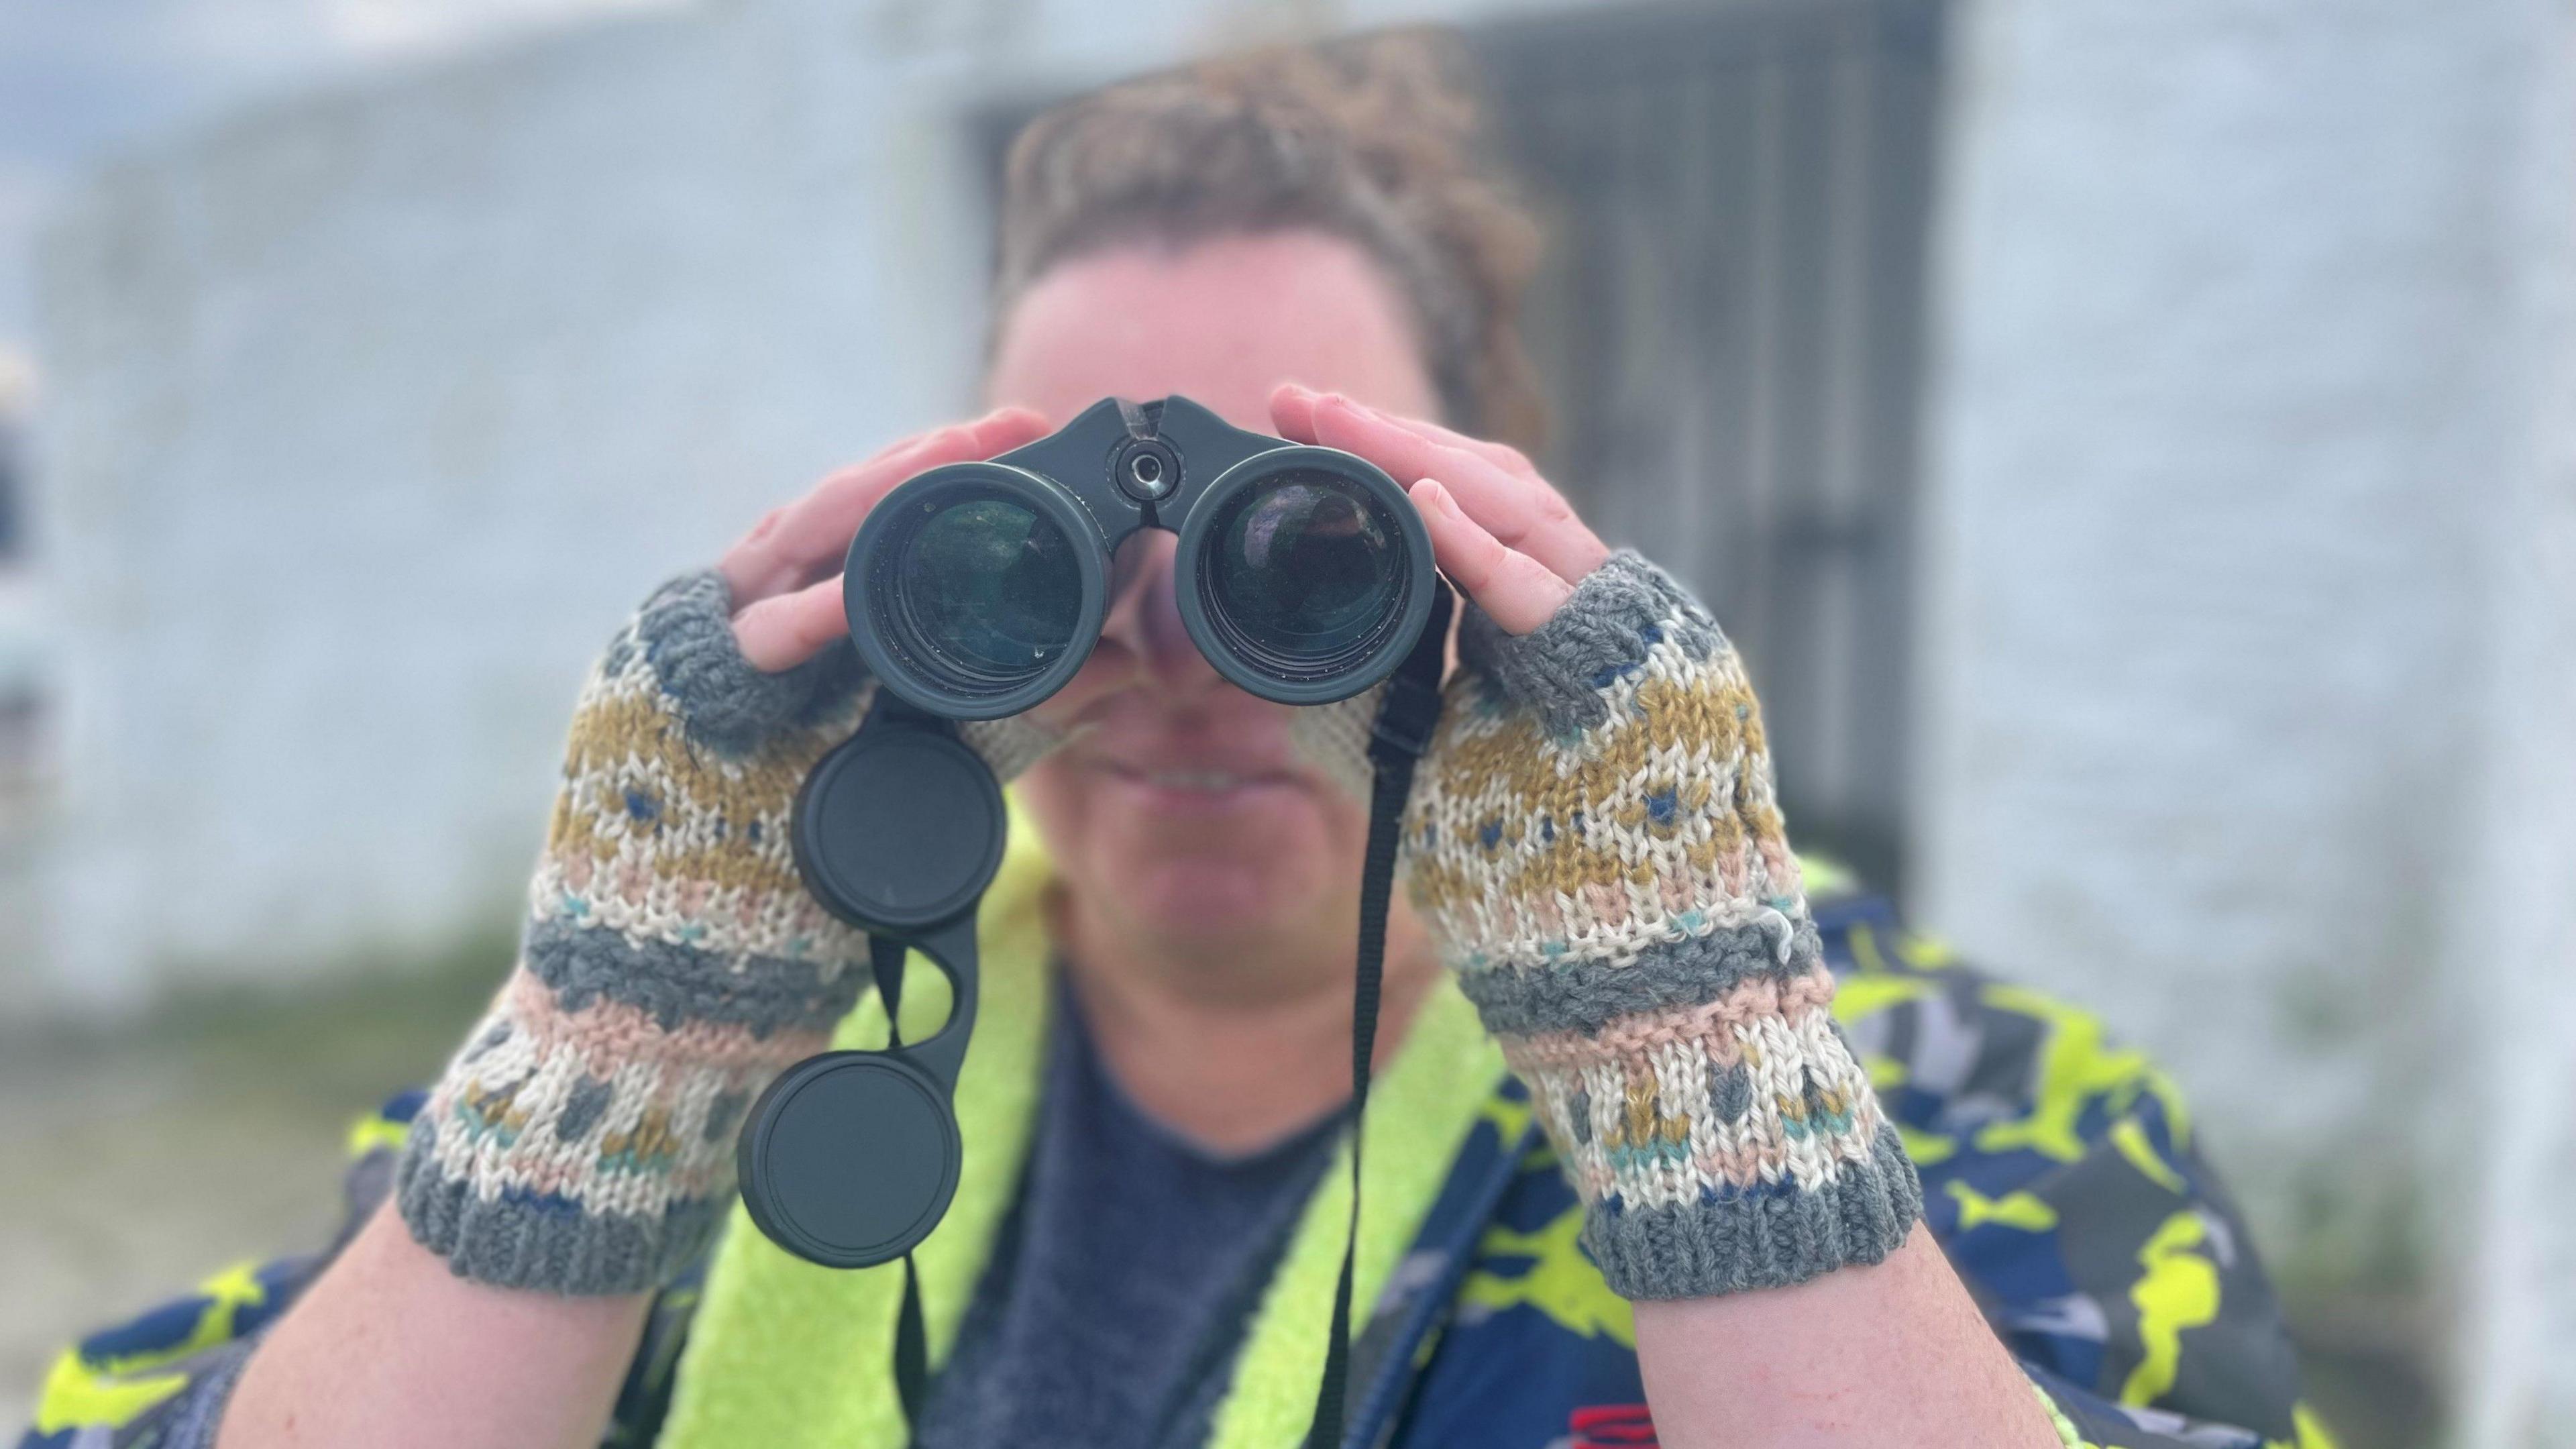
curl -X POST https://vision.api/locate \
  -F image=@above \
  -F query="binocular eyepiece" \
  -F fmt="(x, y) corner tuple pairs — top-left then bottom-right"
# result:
(847, 395), (1437, 716)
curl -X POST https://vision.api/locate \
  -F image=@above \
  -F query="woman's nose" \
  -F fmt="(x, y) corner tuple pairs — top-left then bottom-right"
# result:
(1100, 531), (1226, 697)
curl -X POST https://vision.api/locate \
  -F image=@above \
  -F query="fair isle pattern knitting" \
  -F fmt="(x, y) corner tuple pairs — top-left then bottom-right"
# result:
(398, 572), (887, 1295)
(1406, 552), (1921, 1299)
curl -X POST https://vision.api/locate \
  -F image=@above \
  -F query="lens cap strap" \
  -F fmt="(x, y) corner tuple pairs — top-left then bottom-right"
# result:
(866, 930), (931, 1433)
(871, 934), (908, 1051)
(893, 1252), (928, 1434)
(772, 692), (1008, 1436)
(1304, 583), (1453, 1449)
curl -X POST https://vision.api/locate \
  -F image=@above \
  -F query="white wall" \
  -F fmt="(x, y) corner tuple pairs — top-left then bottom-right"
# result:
(2456, 2), (2576, 1438)
(1917, 0), (2576, 1436)
(26, 0), (2576, 1428)
(20, 1), (1027, 1014)
(12, 0), (1594, 1015)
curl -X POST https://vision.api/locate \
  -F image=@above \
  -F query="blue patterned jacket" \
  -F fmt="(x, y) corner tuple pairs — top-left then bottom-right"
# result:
(21, 884), (2339, 1449)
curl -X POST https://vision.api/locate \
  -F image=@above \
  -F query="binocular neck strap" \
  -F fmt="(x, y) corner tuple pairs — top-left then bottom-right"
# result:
(1305, 584), (1454, 1449)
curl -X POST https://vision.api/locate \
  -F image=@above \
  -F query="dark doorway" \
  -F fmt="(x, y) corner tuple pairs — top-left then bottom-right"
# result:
(1479, 0), (1944, 896)
(976, 0), (1947, 893)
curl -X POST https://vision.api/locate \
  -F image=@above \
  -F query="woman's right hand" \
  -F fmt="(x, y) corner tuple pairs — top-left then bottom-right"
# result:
(221, 411), (1068, 1449)
(721, 407), (1053, 672)
(388, 408), (1061, 1301)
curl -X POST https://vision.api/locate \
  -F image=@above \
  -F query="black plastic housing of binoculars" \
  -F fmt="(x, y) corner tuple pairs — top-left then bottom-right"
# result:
(741, 400), (1452, 1446)
(740, 395), (1445, 1275)
(845, 394), (1438, 719)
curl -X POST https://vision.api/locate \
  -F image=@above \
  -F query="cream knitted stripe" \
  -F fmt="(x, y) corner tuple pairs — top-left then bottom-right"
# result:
(1495, 974), (1887, 1202)
(532, 761), (846, 961)
(405, 972), (825, 1216)
(531, 855), (852, 968)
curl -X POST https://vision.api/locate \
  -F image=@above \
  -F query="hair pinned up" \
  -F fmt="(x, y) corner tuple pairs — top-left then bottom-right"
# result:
(993, 28), (1549, 455)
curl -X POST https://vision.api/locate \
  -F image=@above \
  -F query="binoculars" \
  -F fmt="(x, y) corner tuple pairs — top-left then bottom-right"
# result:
(741, 396), (1444, 1271)
(846, 394), (1438, 716)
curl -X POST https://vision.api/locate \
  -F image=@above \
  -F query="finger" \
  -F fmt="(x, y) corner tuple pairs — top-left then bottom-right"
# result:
(1300, 393), (1607, 587)
(966, 402), (1055, 453)
(1273, 382), (1540, 481)
(1404, 417), (1540, 480)
(1295, 393), (1511, 523)
(720, 406), (1051, 602)
(731, 573), (852, 673)
(1268, 381), (1321, 444)
(1411, 478), (1572, 637)
(764, 405), (1051, 584)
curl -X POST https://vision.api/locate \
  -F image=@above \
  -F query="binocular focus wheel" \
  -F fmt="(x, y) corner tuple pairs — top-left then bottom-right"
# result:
(738, 1052), (963, 1269)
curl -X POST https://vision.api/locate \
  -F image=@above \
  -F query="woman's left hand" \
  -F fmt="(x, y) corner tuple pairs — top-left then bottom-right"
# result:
(1271, 384), (1610, 635)
(1288, 384), (2063, 1449)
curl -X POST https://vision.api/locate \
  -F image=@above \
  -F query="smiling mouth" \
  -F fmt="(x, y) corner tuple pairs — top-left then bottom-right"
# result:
(1093, 759), (1301, 794)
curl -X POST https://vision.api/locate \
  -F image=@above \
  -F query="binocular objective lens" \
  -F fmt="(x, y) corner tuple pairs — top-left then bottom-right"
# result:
(897, 494), (1083, 684)
(1209, 472), (1405, 669)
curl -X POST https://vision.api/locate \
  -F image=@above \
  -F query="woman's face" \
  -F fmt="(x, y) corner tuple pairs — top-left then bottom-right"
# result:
(985, 230), (1444, 969)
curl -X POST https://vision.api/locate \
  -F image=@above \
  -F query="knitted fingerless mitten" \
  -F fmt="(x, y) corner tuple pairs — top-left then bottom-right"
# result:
(397, 572), (1060, 1293)
(1407, 552), (1921, 1299)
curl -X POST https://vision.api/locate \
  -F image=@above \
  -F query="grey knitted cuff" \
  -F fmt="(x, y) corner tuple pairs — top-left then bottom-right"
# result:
(628, 568), (1069, 784)
(1457, 549), (1727, 737)
(396, 1125), (733, 1295)
(627, 570), (868, 757)
(1581, 1123), (1924, 1300)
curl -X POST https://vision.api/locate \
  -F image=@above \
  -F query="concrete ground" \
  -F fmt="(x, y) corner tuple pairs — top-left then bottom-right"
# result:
(1, 951), (2441, 1444)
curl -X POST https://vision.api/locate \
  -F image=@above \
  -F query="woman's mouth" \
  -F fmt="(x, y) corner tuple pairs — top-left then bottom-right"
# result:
(1136, 769), (1261, 791)
(1089, 757), (1308, 811)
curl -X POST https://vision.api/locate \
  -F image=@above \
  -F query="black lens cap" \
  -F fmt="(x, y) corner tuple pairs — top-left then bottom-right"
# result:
(737, 1051), (963, 1268)
(792, 722), (1007, 932)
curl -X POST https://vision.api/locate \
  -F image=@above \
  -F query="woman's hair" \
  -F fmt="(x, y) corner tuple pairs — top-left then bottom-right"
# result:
(991, 29), (1549, 455)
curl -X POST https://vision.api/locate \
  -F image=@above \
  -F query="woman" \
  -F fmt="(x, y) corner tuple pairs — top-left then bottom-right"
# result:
(25, 34), (2334, 1449)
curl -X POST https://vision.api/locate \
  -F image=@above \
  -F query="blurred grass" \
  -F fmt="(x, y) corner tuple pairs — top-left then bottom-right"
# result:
(2271, 1151), (2447, 1446)
(1, 919), (2444, 1444)
(2289, 1287), (2445, 1449)
(0, 919), (511, 1432)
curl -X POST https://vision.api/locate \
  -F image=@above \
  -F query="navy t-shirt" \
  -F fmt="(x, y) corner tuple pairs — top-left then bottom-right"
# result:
(912, 980), (1344, 1449)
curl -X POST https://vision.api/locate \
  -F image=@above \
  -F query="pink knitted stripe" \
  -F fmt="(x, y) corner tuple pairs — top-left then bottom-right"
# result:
(506, 970), (834, 1072)
(1494, 967), (1839, 1073)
